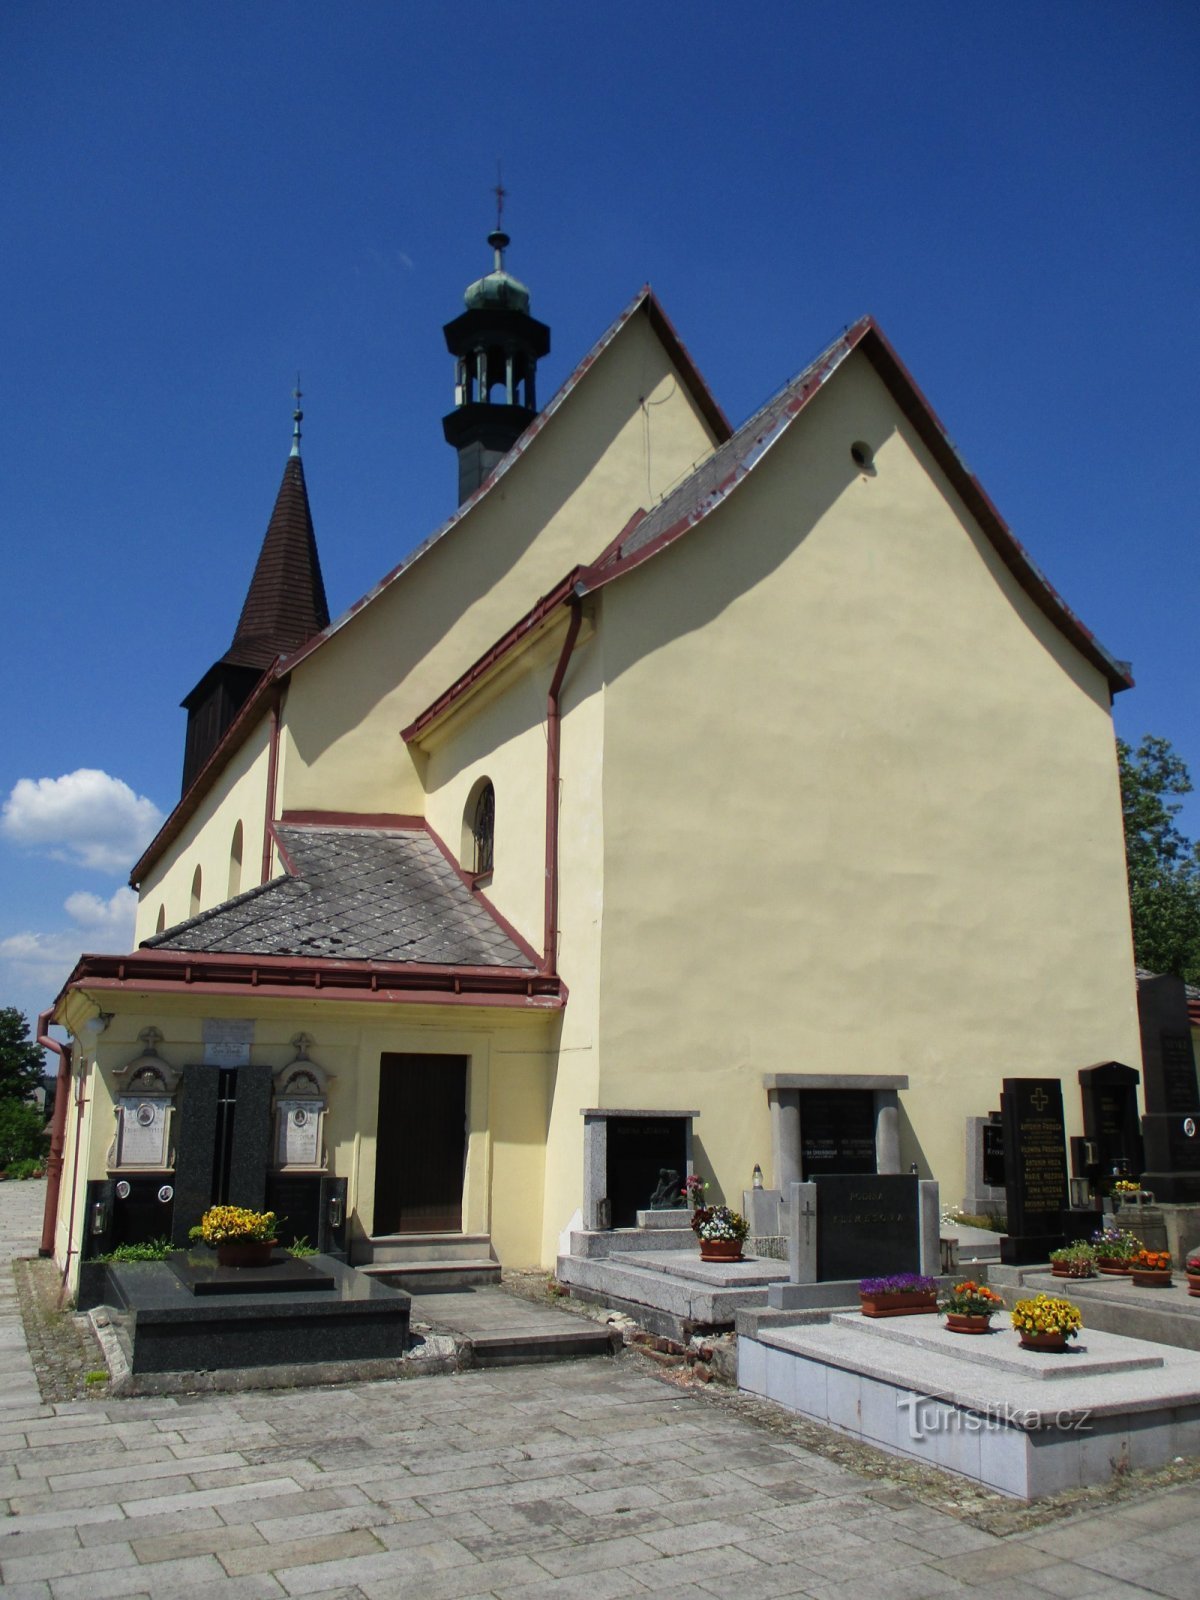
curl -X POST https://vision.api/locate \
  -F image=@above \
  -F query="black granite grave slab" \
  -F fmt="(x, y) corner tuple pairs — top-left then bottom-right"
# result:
(1138, 975), (1200, 1202)
(1000, 1077), (1069, 1264)
(101, 1255), (410, 1373)
(169, 1250), (336, 1297)
(814, 1174), (919, 1280)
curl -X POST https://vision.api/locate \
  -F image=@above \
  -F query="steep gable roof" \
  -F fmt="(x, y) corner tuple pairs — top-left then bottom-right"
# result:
(576, 317), (1133, 695)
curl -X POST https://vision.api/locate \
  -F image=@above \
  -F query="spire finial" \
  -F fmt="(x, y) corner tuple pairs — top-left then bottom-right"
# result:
(290, 373), (303, 458)
(489, 163), (509, 271)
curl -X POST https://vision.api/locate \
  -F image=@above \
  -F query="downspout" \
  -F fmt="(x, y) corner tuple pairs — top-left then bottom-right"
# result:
(36, 1010), (71, 1258)
(60, 1049), (90, 1303)
(543, 597), (583, 976)
(260, 685), (282, 884)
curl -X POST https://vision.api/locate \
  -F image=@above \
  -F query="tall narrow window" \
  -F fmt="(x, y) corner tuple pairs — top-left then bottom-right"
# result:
(189, 866), (202, 918)
(228, 821), (243, 898)
(471, 781), (494, 876)
(155, 904), (166, 934)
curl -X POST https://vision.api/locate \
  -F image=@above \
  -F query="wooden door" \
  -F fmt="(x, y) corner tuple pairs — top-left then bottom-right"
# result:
(374, 1054), (467, 1234)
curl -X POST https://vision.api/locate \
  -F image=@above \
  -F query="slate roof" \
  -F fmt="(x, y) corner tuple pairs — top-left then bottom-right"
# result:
(145, 824), (533, 968)
(223, 454), (330, 672)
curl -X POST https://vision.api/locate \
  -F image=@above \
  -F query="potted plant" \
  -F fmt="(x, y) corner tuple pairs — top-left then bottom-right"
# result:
(691, 1204), (749, 1262)
(199, 1205), (279, 1268)
(1091, 1226), (1141, 1274)
(938, 1279), (1004, 1333)
(859, 1273), (938, 1317)
(1049, 1241), (1096, 1279)
(1130, 1248), (1172, 1287)
(1186, 1251), (1200, 1298)
(680, 1174), (709, 1212)
(1011, 1292), (1082, 1351)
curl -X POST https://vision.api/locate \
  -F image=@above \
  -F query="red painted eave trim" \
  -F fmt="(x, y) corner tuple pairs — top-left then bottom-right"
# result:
(57, 950), (565, 1010)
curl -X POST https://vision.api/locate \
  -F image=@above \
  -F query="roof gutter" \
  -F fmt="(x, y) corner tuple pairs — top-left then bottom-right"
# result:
(36, 1010), (71, 1258)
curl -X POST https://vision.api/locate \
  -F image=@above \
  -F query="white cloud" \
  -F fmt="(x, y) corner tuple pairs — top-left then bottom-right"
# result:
(1, 769), (164, 874)
(0, 888), (139, 1014)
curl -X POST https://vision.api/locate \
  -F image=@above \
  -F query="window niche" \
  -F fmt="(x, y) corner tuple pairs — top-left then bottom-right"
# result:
(228, 820), (243, 898)
(462, 777), (495, 880)
(189, 865), (202, 917)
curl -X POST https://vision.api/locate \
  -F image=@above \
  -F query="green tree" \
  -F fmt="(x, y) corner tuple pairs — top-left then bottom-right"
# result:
(1117, 735), (1200, 983)
(0, 1007), (46, 1104)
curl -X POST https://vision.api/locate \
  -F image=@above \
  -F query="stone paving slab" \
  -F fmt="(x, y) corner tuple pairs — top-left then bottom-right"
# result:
(7, 1181), (1200, 1595)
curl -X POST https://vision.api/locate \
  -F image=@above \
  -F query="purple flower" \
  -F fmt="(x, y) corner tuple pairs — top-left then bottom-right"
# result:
(859, 1273), (937, 1296)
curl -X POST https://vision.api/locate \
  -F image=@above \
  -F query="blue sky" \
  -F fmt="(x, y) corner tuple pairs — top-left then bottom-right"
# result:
(2, 2), (1197, 1035)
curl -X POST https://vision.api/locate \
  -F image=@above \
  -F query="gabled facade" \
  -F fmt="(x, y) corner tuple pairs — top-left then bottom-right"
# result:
(43, 247), (1141, 1287)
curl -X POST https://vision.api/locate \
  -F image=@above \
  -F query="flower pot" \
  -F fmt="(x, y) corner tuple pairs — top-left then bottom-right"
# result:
(944, 1312), (994, 1334)
(1187, 1273), (1200, 1299)
(859, 1293), (938, 1318)
(1051, 1263), (1092, 1278)
(698, 1239), (744, 1263)
(1095, 1259), (1131, 1275)
(216, 1238), (277, 1269)
(1018, 1330), (1069, 1351)
(1130, 1269), (1172, 1288)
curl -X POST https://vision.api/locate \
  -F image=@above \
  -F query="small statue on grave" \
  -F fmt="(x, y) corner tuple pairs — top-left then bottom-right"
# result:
(648, 1168), (682, 1209)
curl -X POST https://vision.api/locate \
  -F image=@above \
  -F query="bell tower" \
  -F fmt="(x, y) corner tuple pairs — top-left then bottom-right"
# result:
(442, 212), (550, 505)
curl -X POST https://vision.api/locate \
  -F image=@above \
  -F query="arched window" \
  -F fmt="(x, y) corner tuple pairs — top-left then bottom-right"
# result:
(155, 904), (166, 934)
(189, 866), (202, 918)
(228, 821), (243, 899)
(462, 778), (494, 878)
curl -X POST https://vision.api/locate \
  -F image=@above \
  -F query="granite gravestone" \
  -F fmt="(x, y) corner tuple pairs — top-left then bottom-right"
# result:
(1137, 975), (1200, 1202)
(605, 1117), (688, 1227)
(1078, 1061), (1143, 1191)
(999, 1077), (1069, 1265)
(813, 1173), (920, 1280)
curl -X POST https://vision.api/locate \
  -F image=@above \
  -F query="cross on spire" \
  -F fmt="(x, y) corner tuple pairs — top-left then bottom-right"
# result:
(493, 161), (506, 233)
(291, 374), (303, 458)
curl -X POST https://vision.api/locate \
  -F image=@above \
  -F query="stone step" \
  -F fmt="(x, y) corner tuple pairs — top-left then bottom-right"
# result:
(570, 1227), (698, 1257)
(355, 1232), (495, 1265)
(361, 1259), (501, 1291)
(466, 1326), (616, 1367)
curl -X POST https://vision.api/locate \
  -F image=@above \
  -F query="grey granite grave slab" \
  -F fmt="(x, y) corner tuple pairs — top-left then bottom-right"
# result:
(739, 1309), (1200, 1498)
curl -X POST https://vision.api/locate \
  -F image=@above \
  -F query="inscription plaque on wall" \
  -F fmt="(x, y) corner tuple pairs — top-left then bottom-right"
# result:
(202, 1018), (254, 1067)
(276, 1101), (322, 1168)
(116, 1100), (169, 1168)
(1001, 1077), (1069, 1236)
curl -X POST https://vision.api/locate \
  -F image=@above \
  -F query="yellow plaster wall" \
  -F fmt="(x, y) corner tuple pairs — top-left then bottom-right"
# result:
(59, 992), (555, 1272)
(134, 714), (274, 942)
(594, 348), (1140, 1208)
(278, 309), (718, 819)
(418, 617), (608, 1261)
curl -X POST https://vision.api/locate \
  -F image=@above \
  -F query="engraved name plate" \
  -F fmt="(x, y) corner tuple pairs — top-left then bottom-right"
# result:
(117, 1099), (169, 1168)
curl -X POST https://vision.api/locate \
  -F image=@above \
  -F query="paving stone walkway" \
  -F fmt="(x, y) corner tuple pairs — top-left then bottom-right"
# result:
(5, 1182), (1200, 1598)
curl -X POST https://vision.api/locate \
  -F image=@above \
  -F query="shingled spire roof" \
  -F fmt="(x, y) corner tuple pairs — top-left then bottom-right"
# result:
(178, 405), (330, 795)
(221, 449), (329, 672)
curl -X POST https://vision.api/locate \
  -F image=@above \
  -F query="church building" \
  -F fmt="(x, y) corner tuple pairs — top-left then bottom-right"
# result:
(42, 228), (1142, 1288)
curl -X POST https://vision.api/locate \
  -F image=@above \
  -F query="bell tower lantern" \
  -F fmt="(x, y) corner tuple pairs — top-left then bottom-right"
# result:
(442, 223), (551, 505)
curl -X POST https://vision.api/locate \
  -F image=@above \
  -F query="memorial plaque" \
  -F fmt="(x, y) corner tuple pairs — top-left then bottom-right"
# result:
(1001, 1077), (1069, 1247)
(800, 1090), (876, 1178)
(814, 1174), (919, 1281)
(277, 1101), (322, 1167)
(203, 1018), (255, 1067)
(117, 1099), (169, 1168)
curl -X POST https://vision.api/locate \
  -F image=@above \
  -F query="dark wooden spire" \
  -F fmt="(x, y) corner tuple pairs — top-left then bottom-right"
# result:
(179, 443), (329, 795)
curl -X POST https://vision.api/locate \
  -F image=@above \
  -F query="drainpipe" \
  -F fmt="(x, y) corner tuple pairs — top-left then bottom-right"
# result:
(59, 1050), (90, 1303)
(36, 1010), (71, 1258)
(543, 597), (583, 976)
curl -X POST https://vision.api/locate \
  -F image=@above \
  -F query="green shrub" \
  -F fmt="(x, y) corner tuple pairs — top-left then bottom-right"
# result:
(6, 1157), (45, 1179)
(96, 1238), (172, 1262)
(0, 1100), (47, 1168)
